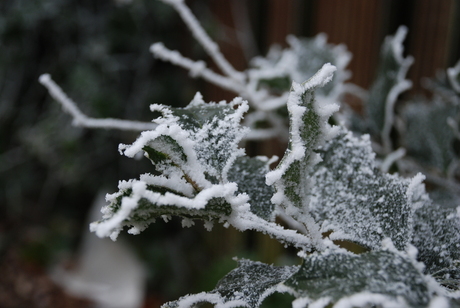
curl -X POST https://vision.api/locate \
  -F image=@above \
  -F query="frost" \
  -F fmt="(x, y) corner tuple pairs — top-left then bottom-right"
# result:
(412, 201), (460, 291)
(367, 26), (413, 150)
(400, 97), (459, 174)
(90, 94), (312, 249)
(447, 59), (460, 93)
(348, 26), (413, 153)
(284, 250), (431, 307)
(308, 128), (416, 250)
(90, 95), (250, 239)
(266, 63), (338, 250)
(163, 259), (298, 308)
(249, 34), (351, 102)
(227, 156), (275, 221)
(40, 1), (460, 305)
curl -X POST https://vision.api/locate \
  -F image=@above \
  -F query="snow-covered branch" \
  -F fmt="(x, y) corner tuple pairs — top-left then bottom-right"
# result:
(39, 74), (157, 131)
(150, 43), (243, 93)
(159, 0), (244, 82)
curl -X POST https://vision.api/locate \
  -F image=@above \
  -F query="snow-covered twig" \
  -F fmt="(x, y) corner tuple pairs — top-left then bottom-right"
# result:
(39, 74), (157, 131)
(380, 147), (406, 173)
(150, 43), (242, 93)
(159, 0), (244, 82)
(152, 0), (288, 116)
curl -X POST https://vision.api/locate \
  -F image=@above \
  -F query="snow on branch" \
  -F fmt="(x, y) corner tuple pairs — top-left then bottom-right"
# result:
(39, 74), (157, 131)
(159, 0), (244, 82)
(150, 43), (243, 93)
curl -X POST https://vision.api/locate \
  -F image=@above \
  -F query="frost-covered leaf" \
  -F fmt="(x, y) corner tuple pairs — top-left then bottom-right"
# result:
(266, 63), (339, 248)
(400, 98), (459, 173)
(163, 259), (298, 308)
(228, 156), (276, 221)
(249, 34), (351, 99)
(284, 250), (431, 307)
(90, 93), (251, 239)
(170, 97), (248, 183)
(358, 26), (413, 152)
(412, 201), (460, 291)
(308, 128), (420, 250)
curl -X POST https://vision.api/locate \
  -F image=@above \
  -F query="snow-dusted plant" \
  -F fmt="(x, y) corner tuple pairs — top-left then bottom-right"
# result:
(82, 63), (460, 307)
(39, 1), (460, 307)
(149, 0), (355, 141)
(41, 63), (460, 307)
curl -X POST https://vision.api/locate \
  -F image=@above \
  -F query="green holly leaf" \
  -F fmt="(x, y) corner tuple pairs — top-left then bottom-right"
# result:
(365, 26), (413, 151)
(412, 201), (460, 292)
(250, 34), (351, 98)
(266, 63), (339, 248)
(308, 128), (421, 250)
(400, 98), (459, 173)
(228, 156), (276, 221)
(284, 249), (431, 307)
(163, 259), (298, 308)
(90, 93), (251, 239)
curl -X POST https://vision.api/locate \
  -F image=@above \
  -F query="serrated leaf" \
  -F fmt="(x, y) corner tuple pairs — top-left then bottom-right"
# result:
(172, 98), (248, 182)
(284, 250), (431, 307)
(250, 34), (351, 98)
(227, 156), (275, 221)
(266, 64), (337, 207)
(90, 93), (250, 239)
(412, 202), (460, 291)
(366, 26), (413, 150)
(163, 259), (299, 308)
(400, 99), (459, 173)
(308, 128), (416, 250)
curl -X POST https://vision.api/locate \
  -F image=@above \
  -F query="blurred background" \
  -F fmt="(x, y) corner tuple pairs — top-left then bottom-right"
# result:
(0, 0), (459, 307)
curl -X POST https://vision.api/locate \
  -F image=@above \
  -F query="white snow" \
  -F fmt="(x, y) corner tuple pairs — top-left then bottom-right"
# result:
(447, 59), (460, 93)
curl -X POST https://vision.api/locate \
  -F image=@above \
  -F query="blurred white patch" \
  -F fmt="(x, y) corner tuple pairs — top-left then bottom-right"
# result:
(51, 191), (146, 308)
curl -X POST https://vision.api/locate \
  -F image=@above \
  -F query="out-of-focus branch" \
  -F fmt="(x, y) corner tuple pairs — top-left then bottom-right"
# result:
(150, 43), (243, 93)
(39, 74), (157, 131)
(160, 0), (244, 82)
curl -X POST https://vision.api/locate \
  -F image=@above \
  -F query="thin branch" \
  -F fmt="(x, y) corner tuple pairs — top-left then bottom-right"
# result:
(230, 0), (259, 62)
(160, 0), (245, 82)
(39, 74), (157, 131)
(380, 147), (406, 173)
(150, 43), (243, 93)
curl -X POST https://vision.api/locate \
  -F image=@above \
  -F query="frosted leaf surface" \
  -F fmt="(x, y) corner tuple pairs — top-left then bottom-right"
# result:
(308, 128), (415, 250)
(366, 26), (413, 136)
(163, 259), (298, 308)
(90, 94), (253, 239)
(171, 94), (249, 183)
(400, 98), (459, 173)
(284, 250), (431, 307)
(412, 201), (460, 291)
(227, 156), (275, 221)
(266, 63), (338, 248)
(249, 34), (351, 98)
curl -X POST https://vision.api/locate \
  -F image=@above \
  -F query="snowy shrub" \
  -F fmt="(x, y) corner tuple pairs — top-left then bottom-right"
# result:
(40, 0), (460, 307)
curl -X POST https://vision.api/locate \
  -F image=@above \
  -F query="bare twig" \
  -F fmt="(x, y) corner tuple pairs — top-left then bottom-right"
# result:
(39, 74), (157, 131)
